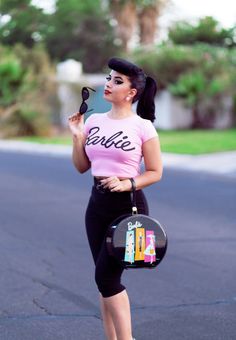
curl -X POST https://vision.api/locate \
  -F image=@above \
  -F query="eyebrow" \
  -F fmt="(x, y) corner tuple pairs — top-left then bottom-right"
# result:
(108, 74), (124, 81)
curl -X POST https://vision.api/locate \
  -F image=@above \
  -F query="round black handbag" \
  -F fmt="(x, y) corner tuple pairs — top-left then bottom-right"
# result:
(106, 182), (168, 269)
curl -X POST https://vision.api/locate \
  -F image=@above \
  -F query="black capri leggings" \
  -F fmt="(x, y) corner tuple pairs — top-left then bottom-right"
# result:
(85, 182), (149, 298)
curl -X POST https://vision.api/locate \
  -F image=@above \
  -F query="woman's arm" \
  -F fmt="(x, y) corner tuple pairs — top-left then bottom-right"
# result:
(68, 112), (91, 173)
(72, 134), (91, 173)
(100, 136), (162, 192)
(134, 136), (163, 190)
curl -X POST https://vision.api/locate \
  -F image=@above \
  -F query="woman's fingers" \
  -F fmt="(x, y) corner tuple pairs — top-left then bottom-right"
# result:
(100, 177), (122, 191)
(100, 176), (117, 185)
(99, 177), (130, 192)
(110, 182), (123, 192)
(68, 112), (81, 122)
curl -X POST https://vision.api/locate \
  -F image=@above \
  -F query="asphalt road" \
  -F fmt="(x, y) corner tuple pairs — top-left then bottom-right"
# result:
(0, 151), (235, 340)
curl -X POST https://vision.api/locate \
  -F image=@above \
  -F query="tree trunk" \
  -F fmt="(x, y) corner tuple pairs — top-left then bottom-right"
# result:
(138, 0), (168, 46)
(192, 100), (219, 129)
(191, 103), (203, 129)
(110, 0), (137, 52)
(138, 5), (159, 46)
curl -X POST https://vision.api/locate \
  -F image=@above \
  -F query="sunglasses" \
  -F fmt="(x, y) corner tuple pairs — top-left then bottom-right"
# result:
(79, 86), (96, 115)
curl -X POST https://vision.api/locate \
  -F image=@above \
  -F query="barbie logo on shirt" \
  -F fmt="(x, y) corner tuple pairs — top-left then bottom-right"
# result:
(85, 126), (135, 152)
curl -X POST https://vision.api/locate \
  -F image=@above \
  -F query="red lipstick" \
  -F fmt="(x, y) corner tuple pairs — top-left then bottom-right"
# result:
(104, 90), (111, 95)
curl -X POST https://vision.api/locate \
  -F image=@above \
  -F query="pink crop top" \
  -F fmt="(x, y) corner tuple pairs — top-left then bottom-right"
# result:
(84, 112), (158, 178)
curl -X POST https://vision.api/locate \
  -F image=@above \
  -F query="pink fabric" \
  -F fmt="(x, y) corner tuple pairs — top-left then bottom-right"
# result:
(84, 113), (158, 178)
(144, 230), (156, 263)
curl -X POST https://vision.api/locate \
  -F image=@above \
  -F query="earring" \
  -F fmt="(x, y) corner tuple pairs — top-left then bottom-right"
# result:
(126, 96), (131, 101)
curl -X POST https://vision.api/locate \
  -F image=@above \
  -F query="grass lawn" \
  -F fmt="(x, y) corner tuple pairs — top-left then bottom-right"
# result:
(158, 129), (236, 154)
(17, 135), (72, 146)
(17, 128), (236, 155)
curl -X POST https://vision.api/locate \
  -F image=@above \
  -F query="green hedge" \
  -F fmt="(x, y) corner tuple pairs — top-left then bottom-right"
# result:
(0, 44), (57, 137)
(130, 43), (236, 128)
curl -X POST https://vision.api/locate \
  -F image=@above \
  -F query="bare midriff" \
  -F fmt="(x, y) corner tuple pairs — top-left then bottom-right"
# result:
(94, 176), (128, 180)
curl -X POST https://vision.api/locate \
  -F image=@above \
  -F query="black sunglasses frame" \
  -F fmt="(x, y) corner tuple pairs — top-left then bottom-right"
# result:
(79, 86), (96, 115)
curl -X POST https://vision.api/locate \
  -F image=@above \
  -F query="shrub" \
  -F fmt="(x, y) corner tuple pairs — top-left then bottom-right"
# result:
(130, 44), (201, 88)
(0, 54), (23, 106)
(129, 43), (236, 128)
(0, 44), (57, 137)
(168, 16), (236, 48)
(168, 46), (235, 128)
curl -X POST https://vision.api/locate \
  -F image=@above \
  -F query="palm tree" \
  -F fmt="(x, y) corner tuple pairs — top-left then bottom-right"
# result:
(108, 0), (168, 50)
(137, 0), (168, 46)
(109, 0), (137, 52)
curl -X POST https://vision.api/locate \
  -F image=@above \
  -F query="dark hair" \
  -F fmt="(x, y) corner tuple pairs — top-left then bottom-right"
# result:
(108, 57), (157, 122)
(129, 73), (157, 122)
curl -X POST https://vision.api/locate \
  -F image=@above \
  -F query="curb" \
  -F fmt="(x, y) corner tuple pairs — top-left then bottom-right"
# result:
(0, 140), (71, 157)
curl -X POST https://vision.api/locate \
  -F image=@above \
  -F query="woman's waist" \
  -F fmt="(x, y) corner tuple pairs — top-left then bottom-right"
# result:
(90, 182), (147, 214)
(91, 163), (140, 180)
(93, 176), (128, 194)
(94, 176), (128, 181)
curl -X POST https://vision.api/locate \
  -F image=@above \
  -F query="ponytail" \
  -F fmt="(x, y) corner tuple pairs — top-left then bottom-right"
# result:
(136, 76), (157, 122)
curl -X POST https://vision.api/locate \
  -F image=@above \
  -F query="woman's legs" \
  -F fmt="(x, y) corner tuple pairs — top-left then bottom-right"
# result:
(95, 241), (132, 339)
(100, 294), (117, 340)
(101, 290), (132, 340)
(85, 188), (148, 339)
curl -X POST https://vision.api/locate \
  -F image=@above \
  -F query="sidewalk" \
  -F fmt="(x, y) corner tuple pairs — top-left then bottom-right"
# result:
(0, 139), (236, 178)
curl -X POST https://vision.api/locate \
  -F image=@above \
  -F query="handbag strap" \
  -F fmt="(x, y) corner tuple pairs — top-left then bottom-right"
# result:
(129, 178), (138, 215)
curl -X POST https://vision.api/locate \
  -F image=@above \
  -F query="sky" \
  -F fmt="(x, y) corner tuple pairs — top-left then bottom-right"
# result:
(158, 0), (236, 40)
(167, 0), (236, 27)
(31, 0), (236, 29)
(31, 0), (55, 13)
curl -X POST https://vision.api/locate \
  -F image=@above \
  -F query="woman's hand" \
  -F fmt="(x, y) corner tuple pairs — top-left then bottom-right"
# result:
(68, 112), (84, 138)
(100, 177), (131, 192)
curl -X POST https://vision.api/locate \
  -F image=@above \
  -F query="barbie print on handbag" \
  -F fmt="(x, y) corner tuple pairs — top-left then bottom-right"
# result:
(106, 178), (168, 269)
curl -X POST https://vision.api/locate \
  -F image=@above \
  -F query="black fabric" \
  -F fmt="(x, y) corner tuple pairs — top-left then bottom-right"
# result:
(108, 57), (144, 77)
(93, 177), (111, 193)
(85, 185), (149, 298)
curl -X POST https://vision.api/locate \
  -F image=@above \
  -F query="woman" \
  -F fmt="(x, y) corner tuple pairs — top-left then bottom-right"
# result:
(68, 57), (162, 340)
